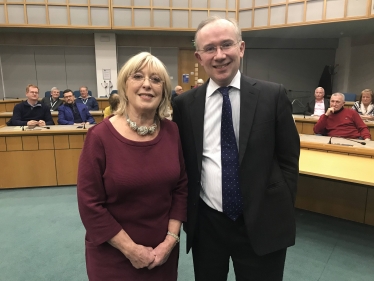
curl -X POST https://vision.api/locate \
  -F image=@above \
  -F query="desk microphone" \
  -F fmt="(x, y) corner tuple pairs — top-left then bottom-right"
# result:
(328, 136), (366, 145)
(292, 99), (307, 119)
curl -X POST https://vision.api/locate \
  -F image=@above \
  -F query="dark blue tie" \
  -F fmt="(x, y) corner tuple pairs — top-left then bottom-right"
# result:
(218, 87), (243, 221)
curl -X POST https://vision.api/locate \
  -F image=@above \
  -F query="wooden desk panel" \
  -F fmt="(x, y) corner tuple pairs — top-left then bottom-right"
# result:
(296, 175), (367, 223)
(365, 189), (374, 225)
(55, 148), (82, 185)
(0, 150), (57, 188)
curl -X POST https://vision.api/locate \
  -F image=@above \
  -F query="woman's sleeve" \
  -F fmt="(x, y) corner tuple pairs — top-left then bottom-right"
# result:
(169, 131), (188, 222)
(77, 128), (122, 246)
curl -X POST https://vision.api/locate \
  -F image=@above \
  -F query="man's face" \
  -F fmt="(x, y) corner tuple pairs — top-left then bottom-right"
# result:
(330, 95), (344, 111)
(80, 87), (88, 98)
(51, 89), (60, 99)
(195, 19), (245, 87)
(314, 88), (325, 101)
(64, 92), (75, 104)
(26, 87), (39, 102)
(175, 87), (184, 95)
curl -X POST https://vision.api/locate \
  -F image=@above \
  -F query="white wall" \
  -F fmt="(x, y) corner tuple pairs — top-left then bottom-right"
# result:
(94, 33), (118, 97)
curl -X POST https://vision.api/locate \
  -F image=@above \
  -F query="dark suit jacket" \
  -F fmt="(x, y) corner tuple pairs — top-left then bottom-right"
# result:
(173, 75), (300, 256)
(305, 98), (329, 115)
(40, 97), (64, 111)
(57, 103), (95, 125)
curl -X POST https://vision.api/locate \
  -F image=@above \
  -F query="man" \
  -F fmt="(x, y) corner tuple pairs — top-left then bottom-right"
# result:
(314, 92), (371, 140)
(75, 86), (99, 110)
(172, 85), (184, 101)
(195, 78), (204, 87)
(10, 84), (54, 126)
(58, 89), (95, 125)
(173, 17), (300, 281)
(305, 87), (329, 116)
(41, 87), (63, 111)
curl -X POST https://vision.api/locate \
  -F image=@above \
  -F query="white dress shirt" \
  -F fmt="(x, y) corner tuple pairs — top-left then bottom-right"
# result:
(200, 71), (241, 211)
(314, 100), (325, 116)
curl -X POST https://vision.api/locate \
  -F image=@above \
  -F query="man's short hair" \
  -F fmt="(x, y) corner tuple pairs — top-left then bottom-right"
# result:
(26, 84), (39, 93)
(315, 87), (325, 92)
(194, 16), (242, 50)
(63, 89), (73, 95)
(51, 87), (59, 92)
(80, 86), (88, 91)
(331, 92), (345, 101)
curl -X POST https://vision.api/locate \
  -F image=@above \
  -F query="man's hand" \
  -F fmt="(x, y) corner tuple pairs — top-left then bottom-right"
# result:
(38, 120), (46, 126)
(325, 107), (335, 116)
(27, 120), (38, 126)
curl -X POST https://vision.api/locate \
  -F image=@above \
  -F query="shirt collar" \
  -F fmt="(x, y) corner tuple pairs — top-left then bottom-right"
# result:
(79, 96), (90, 99)
(206, 70), (241, 98)
(26, 100), (41, 107)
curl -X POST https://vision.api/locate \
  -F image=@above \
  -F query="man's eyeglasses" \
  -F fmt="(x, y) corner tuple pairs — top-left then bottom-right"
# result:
(130, 73), (163, 86)
(64, 95), (74, 99)
(197, 41), (241, 55)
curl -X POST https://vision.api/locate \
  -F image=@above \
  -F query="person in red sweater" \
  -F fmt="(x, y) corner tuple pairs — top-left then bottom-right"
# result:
(314, 92), (371, 140)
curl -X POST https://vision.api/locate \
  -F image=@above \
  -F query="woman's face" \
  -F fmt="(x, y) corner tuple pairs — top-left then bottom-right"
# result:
(125, 65), (163, 116)
(361, 93), (372, 106)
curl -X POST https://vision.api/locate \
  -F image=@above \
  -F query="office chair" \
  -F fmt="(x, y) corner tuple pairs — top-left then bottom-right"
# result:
(343, 93), (356, 101)
(110, 90), (118, 95)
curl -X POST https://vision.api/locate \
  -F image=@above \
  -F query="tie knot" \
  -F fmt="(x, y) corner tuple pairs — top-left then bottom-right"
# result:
(218, 87), (231, 96)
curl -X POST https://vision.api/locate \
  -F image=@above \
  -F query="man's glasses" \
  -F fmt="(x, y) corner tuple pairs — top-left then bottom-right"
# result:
(197, 41), (241, 55)
(130, 73), (163, 86)
(64, 95), (74, 99)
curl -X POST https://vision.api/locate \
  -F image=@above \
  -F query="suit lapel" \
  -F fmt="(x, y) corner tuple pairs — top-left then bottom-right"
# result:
(189, 85), (207, 174)
(239, 76), (260, 165)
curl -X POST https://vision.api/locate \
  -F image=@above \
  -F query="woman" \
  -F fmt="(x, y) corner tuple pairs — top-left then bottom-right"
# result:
(352, 89), (374, 121)
(77, 52), (188, 281)
(103, 93), (120, 118)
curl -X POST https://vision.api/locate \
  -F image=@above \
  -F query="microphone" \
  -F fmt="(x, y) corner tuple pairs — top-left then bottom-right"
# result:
(328, 136), (366, 146)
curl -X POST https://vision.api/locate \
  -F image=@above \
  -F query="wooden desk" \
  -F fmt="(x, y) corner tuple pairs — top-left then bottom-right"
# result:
(298, 134), (374, 226)
(0, 111), (104, 126)
(0, 98), (109, 112)
(293, 114), (374, 137)
(0, 125), (94, 189)
(344, 101), (355, 109)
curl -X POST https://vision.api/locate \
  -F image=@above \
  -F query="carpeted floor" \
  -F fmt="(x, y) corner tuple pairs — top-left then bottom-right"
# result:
(1, 186), (374, 281)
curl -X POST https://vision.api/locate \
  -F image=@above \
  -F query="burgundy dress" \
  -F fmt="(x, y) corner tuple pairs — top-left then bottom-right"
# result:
(77, 117), (188, 281)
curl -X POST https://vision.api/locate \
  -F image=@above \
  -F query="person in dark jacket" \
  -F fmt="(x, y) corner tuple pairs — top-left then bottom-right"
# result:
(10, 84), (54, 126)
(40, 87), (63, 111)
(58, 89), (95, 125)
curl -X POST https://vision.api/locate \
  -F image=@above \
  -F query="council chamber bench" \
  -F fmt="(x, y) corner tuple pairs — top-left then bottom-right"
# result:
(1, 126), (374, 227)
(0, 98), (109, 126)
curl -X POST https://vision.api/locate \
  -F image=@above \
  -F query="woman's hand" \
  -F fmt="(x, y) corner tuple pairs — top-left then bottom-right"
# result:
(147, 236), (176, 269)
(125, 244), (155, 269)
(108, 230), (155, 269)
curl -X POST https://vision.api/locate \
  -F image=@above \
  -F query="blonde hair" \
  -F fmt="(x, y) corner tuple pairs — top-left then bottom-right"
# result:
(116, 52), (171, 120)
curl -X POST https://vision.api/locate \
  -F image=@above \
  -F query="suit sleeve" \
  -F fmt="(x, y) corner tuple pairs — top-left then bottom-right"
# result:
(305, 100), (313, 115)
(77, 129), (122, 245)
(86, 110), (96, 124)
(275, 85), (300, 203)
(58, 107), (73, 125)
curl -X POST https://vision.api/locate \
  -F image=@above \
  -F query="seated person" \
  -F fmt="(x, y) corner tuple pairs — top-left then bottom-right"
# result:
(171, 85), (184, 101)
(41, 87), (63, 111)
(305, 87), (329, 116)
(10, 84), (54, 126)
(75, 86), (99, 110)
(352, 89), (374, 121)
(194, 78), (204, 88)
(103, 93), (119, 118)
(314, 93), (371, 140)
(58, 89), (95, 125)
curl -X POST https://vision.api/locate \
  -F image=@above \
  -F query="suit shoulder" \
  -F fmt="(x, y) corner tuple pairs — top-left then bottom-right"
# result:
(243, 75), (283, 89)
